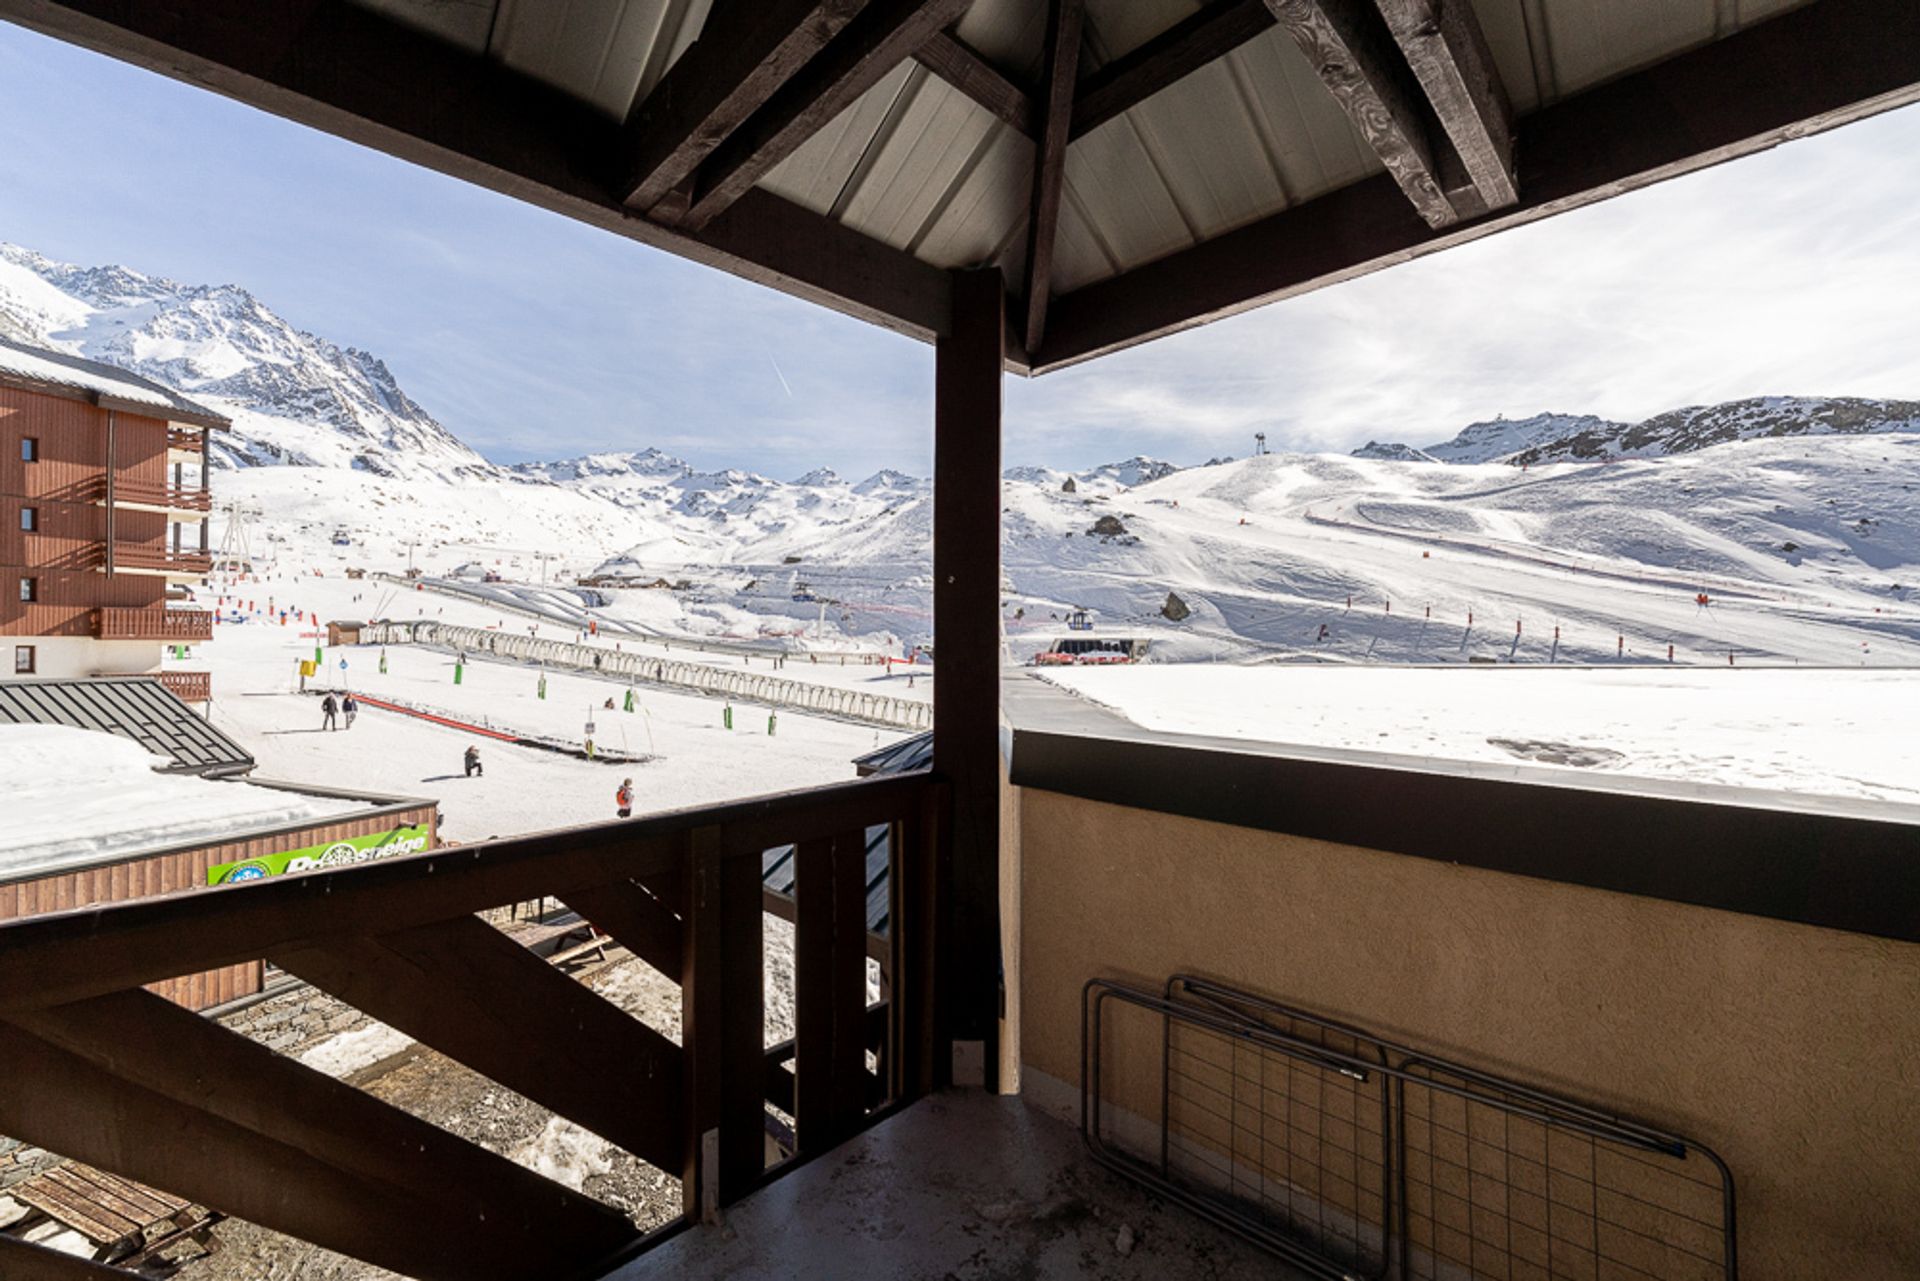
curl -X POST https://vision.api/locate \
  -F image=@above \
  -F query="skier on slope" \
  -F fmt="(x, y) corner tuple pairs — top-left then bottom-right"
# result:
(464, 745), (483, 777)
(320, 693), (338, 731)
(616, 778), (634, 819)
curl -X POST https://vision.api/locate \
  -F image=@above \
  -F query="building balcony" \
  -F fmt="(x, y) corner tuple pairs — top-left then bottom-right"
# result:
(109, 544), (213, 576)
(156, 670), (212, 703)
(110, 477), (212, 514)
(166, 426), (206, 454)
(94, 607), (214, 643)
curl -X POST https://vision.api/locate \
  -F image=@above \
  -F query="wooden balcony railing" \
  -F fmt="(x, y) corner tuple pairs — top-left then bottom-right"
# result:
(95, 608), (214, 642)
(112, 477), (212, 512)
(157, 670), (212, 703)
(166, 427), (205, 453)
(0, 771), (940, 1281)
(112, 545), (213, 575)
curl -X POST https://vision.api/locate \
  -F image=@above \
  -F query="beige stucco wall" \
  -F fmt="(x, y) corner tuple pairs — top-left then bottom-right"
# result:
(1015, 787), (1920, 1280)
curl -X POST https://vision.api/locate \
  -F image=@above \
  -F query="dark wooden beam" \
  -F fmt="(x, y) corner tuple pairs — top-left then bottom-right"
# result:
(1020, 0), (1085, 355)
(932, 268), (1004, 1087)
(0, 1235), (128, 1279)
(0, 1019), (630, 1281)
(1376, 0), (1517, 211)
(681, 0), (976, 230)
(1263, 0), (1458, 227)
(564, 875), (686, 979)
(0, 770), (925, 1013)
(1073, 0), (1276, 139)
(0, 0), (952, 342)
(1037, 0), (1920, 370)
(623, 0), (869, 212)
(5, 990), (633, 1280)
(915, 29), (1033, 134)
(272, 915), (684, 1171)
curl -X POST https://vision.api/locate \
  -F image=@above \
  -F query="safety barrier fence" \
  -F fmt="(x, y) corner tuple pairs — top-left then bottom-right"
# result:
(364, 620), (933, 731)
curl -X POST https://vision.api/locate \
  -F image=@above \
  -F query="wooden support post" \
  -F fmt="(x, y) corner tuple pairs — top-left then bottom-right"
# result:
(717, 837), (765, 1199)
(682, 826), (724, 1224)
(932, 267), (1004, 1089)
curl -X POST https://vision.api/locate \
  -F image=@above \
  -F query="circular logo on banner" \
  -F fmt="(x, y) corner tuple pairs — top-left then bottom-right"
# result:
(224, 862), (271, 883)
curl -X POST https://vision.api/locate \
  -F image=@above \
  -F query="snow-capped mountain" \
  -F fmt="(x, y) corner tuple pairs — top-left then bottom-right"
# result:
(0, 243), (492, 480)
(1417, 413), (1622, 463)
(1504, 396), (1920, 465)
(1351, 441), (1440, 463)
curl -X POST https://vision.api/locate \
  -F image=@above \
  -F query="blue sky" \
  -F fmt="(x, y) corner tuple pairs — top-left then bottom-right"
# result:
(2, 20), (1917, 480)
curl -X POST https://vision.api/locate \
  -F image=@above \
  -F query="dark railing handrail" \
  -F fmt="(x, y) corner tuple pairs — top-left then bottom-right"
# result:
(0, 768), (932, 1013)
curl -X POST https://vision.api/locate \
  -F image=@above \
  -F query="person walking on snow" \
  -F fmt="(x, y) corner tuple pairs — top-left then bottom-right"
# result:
(320, 693), (338, 731)
(342, 693), (358, 729)
(464, 745), (483, 777)
(616, 778), (634, 819)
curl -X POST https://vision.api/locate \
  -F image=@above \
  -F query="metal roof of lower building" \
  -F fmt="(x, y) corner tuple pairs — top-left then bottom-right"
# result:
(0, 676), (255, 776)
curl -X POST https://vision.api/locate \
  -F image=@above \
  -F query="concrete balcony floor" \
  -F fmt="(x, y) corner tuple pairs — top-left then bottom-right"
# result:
(623, 1089), (1297, 1280)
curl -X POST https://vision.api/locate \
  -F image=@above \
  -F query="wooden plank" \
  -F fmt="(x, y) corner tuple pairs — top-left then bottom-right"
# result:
(1073, 0), (1276, 139)
(681, 827), (723, 1223)
(623, 0), (870, 211)
(0, 1236), (127, 1280)
(16, 1175), (130, 1243)
(1264, 0), (1456, 227)
(829, 829), (872, 1127)
(0, 0), (952, 344)
(0, 1016), (625, 1281)
(717, 844), (766, 1199)
(932, 268), (1004, 1088)
(272, 915), (684, 1171)
(563, 875), (686, 979)
(1020, 0), (1084, 355)
(9, 990), (635, 1269)
(1037, 0), (1920, 370)
(681, 0), (976, 229)
(1377, 0), (1517, 212)
(915, 28), (1033, 134)
(793, 835), (837, 1153)
(0, 771), (928, 1013)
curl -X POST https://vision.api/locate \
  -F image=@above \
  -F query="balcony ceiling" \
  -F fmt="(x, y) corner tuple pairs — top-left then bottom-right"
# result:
(4, 0), (1914, 371)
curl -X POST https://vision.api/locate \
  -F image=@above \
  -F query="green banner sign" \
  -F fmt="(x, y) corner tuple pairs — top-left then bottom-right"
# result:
(207, 824), (431, 886)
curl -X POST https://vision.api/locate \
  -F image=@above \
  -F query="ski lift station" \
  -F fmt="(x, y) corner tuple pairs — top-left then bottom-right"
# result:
(2, 4), (1918, 1281)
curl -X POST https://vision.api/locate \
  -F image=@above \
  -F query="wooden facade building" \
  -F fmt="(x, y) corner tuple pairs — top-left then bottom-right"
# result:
(0, 337), (227, 702)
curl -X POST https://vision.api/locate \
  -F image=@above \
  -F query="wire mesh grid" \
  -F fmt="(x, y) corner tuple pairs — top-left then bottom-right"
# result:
(1082, 977), (1735, 1281)
(1163, 1010), (1394, 1276)
(1397, 1062), (1732, 1281)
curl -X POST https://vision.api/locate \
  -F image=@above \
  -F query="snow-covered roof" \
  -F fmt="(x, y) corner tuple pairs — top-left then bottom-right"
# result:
(0, 724), (369, 883)
(0, 335), (230, 429)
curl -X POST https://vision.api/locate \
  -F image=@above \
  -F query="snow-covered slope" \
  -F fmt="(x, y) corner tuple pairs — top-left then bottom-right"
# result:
(0, 243), (492, 479)
(1504, 396), (1920, 465)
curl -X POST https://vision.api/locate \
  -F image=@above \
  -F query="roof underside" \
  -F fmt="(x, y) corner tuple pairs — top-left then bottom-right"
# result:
(4, 0), (1915, 371)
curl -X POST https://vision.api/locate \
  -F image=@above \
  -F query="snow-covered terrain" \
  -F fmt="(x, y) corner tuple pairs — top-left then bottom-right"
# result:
(4, 240), (1918, 814)
(1037, 665), (1920, 806)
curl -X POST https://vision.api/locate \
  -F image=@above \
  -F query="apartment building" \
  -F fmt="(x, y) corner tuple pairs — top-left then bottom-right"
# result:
(0, 336), (226, 701)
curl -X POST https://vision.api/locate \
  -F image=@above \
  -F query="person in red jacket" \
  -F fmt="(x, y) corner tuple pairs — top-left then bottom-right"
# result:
(615, 778), (634, 819)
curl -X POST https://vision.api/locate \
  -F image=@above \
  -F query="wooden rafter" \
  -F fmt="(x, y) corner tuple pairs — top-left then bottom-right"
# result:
(1263, 0), (1458, 227)
(1074, 0), (1277, 139)
(679, 0), (976, 231)
(915, 28), (1034, 134)
(1376, 0), (1517, 212)
(622, 0), (870, 213)
(1036, 0), (1920, 370)
(1020, 0), (1086, 355)
(0, 0), (953, 344)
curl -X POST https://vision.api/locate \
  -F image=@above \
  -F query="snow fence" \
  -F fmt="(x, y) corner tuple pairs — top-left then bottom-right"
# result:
(365, 621), (933, 732)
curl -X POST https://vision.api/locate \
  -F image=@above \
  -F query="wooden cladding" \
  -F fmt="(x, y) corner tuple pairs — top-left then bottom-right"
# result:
(0, 772), (940, 1278)
(0, 802), (438, 1011)
(95, 607), (213, 642)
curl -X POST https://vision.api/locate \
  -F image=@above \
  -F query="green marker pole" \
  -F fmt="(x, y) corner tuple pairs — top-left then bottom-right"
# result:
(454, 661), (464, 685)
(723, 703), (733, 730)
(379, 649), (388, 675)
(624, 688), (635, 713)
(538, 673), (548, 700)
(767, 711), (777, 736)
